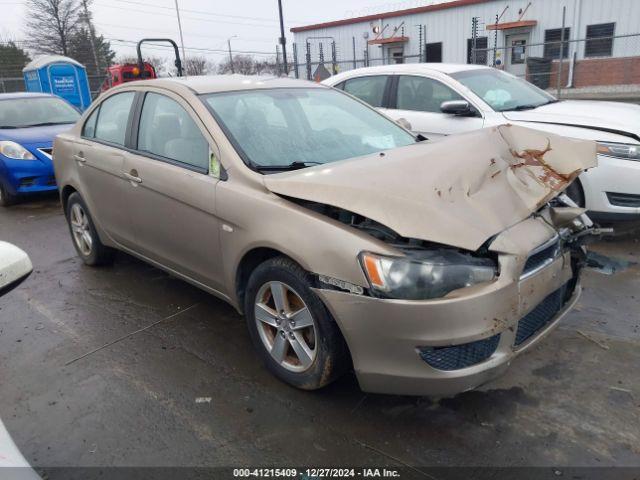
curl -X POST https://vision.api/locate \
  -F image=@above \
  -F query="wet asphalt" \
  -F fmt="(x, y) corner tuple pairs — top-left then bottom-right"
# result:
(0, 194), (639, 472)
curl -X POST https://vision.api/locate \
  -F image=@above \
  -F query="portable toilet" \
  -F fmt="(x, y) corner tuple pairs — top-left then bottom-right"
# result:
(22, 55), (92, 111)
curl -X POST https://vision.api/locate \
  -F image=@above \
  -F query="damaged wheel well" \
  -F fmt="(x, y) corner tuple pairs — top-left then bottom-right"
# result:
(565, 178), (585, 208)
(236, 247), (285, 313)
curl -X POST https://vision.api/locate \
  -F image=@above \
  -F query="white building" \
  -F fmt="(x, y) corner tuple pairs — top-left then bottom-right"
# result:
(290, 0), (640, 88)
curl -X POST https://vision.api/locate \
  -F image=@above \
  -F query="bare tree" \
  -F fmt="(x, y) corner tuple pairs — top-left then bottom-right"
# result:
(217, 54), (278, 76)
(184, 56), (212, 76)
(25, 0), (83, 56)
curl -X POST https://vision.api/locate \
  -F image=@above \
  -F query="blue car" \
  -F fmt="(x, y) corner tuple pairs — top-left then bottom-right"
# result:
(0, 92), (81, 206)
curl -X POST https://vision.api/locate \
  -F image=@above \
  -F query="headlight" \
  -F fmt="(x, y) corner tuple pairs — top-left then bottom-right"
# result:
(0, 141), (36, 160)
(597, 142), (640, 161)
(360, 249), (497, 300)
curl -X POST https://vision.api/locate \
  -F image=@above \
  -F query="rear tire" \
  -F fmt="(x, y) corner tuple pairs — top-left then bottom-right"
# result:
(65, 192), (115, 266)
(0, 184), (17, 207)
(244, 256), (349, 390)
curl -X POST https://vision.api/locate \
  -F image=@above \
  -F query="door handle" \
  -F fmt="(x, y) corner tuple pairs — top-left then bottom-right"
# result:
(124, 170), (142, 184)
(73, 153), (86, 163)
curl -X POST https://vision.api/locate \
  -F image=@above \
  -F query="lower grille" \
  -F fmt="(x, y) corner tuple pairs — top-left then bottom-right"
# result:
(515, 285), (566, 346)
(607, 192), (640, 208)
(19, 176), (56, 188)
(419, 334), (500, 371)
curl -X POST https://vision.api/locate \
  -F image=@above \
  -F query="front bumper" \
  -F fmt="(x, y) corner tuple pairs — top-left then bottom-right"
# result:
(315, 251), (579, 397)
(0, 147), (57, 196)
(581, 155), (640, 218)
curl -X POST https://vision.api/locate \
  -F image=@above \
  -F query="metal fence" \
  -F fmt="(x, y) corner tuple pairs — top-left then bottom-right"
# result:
(471, 32), (640, 97)
(0, 74), (107, 98)
(281, 31), (640, 99)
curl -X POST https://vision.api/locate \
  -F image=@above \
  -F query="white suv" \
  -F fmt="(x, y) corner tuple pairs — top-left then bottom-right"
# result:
(323, 64), (640, 222)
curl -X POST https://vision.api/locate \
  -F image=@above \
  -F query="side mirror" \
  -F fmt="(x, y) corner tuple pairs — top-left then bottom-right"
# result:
(396, 117), (412, 131)
(0, 242), (33, 297)
(441, 100), (474, 116)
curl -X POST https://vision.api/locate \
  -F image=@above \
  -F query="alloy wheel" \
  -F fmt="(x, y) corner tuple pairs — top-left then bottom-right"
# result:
(254, 281), (317, 373)
(70, 203), (93, 256)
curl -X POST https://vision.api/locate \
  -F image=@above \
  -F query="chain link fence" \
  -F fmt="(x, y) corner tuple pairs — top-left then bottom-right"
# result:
(471, 32), (640, 97)
(0, 74), (107, 99)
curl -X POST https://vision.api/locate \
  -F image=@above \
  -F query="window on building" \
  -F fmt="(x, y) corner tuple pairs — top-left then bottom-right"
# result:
(585, 23), (615, 57)
(425, 42), (443, 62)
(467, 37), (488, 65)
(544, 28), (571, 59)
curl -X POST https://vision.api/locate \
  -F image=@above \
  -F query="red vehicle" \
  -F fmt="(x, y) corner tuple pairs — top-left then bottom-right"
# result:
(100, 62), (156, 92)
(100, 39), (183, 93)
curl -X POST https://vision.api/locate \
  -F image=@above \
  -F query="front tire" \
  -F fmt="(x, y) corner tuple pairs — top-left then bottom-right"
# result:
(244, 256), (349, 390)
(0, 184), (17, 207)
(65, 192), (114, 266)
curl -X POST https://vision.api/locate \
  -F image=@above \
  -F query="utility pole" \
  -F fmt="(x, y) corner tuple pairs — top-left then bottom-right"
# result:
(228, 36), (237, 74)
(81, 0), (100, 76)
(277, 0), (289, 75)
(557, 6), (567, 98)
(174, 0), (187, 67)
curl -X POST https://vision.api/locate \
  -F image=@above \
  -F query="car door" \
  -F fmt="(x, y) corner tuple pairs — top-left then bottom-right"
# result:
(72, 91), (137, 247)
(121, 90), (225, 293)
(388, 75), (485, 138)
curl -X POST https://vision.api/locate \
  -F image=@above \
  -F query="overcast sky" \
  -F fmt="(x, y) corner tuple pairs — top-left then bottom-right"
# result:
(0, 0), (447, 64)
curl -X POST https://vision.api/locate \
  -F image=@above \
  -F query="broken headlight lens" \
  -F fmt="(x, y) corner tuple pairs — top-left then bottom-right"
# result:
(360, 250), (497, 300)
(0, 141), (35, 160)
(597, 142), (640, 161)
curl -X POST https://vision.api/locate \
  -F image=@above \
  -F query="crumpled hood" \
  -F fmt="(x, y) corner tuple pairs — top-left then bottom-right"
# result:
(263, 125), (597, 251)
(502, 100), (640, 140)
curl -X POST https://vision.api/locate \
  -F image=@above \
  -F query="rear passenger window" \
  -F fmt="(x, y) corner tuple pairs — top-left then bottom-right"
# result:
(343, 76), (387, 108)
(396, 76), (463, 113)
(82, 107), (99, 138)
(137, 93), (209, 171)
(94, 92), (135, 146)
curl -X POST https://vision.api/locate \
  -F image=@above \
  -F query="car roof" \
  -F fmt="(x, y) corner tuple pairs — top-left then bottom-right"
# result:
(327, 63), (491, 81)
(122, 74), (326, 95)
(0, 92), (57, 101)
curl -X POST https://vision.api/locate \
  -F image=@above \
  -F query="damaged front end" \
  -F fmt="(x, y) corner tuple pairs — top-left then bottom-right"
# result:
(260, 125), (620, 395)
(264, 124), (616, 295)
(264, 125), (604, 300)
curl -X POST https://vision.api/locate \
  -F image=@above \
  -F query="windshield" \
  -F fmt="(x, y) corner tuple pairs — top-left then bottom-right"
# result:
(202, 88), (416, 170)
(451, 69), (556, 112)
(0, 97), (80, 128)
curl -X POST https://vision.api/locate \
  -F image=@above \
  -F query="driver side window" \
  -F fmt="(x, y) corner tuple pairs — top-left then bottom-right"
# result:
(396, 76), (463, 113)
(137, 93), (210, 172)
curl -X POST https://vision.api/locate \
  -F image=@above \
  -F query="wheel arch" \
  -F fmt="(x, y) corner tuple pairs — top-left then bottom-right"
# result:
(60, 184), (78, 216)
(566, 177), (586, 208)
(235, 247), (292, 314)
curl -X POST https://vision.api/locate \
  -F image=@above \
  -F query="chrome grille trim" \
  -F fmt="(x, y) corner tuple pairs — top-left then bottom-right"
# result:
(520, 234), (561, 280)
